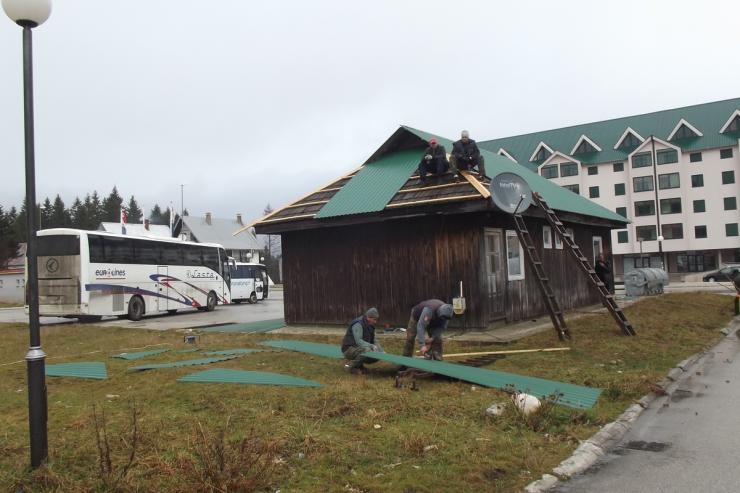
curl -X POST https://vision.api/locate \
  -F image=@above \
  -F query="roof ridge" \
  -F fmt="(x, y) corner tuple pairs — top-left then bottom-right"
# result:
(481, 96), (740, 144)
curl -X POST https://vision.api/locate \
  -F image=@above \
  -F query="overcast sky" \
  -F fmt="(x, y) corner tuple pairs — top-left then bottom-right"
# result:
(1, 0), (739, 225)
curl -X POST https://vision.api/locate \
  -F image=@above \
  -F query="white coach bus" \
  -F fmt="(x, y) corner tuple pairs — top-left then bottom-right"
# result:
(230, 262), (268, 304)
(32, 228), (232, 321)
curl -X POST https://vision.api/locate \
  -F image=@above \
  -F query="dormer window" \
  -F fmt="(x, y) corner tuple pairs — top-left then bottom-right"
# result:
(668, 119), (703, 140)
(530, 142), (554, 162)
(571, 135), (602, 155)
(723, 114), (740, 133)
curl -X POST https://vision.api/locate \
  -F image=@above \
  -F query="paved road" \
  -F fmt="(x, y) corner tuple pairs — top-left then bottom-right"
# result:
(553, 326), (740, 493)
(0, 289), (284, 331)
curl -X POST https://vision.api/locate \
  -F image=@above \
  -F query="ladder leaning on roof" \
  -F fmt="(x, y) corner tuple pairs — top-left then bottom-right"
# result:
(532, 192), (636, 336)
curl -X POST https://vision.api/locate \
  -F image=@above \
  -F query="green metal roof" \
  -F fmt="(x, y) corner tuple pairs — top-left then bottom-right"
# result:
(111, 349), (170, 360)
(127, 355), (237, 372)
(46, 362), (108, 380)
(315, 149), (422, 218)
(402, 126), (628, 223)
(197, 318), (285, 333)
(179, 368), (323, 387)
(203, 348), (263, 356)
(261, 340), (600, 409)
(479, 97), (740, 169)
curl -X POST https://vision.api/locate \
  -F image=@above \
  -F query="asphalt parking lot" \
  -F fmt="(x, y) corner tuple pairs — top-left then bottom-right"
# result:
(0, 289), (284, 331)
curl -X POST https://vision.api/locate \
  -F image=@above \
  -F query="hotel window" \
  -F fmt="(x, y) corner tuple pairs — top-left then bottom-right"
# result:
(617, 231), (628, 243)
(693, 199), (706, 213)
(720, 148), (734, 159)
(614, 183), (626, 196)
(662, 223), (684, 240)
(656, 149), (678, 165)
(534, 147), (552, 162)
(632, 152), (652, 168)
(541, 164), (558, 179)
(691, 174), (704, 188)
(658, 172), (680, 190)
(635, 225), (657, 241)
(660, 197), (682, 214)
(616, 207), (627, 218)
(589, 186), (600, 198)
(634, 200), (656, 217)
(689, 152), (702, 163)
(563, 184), (580, 194)
(613, 162), (624, 172)
(726, 223), (739, 237)
(633, 176), (654, 192)
(560, 162), (578, 177)
(722, 170), (735, 184)
(587, 166), (598, 175)
(695, 225), (707, 239)
(725, 197), (738, 210)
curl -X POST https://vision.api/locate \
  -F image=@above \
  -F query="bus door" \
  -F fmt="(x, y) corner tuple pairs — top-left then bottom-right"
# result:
(157, 266), (169, 311)
(254, 268), (265, 300)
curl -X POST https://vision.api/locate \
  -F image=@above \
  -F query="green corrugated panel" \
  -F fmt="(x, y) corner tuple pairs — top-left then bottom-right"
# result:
(262, 340), (344, 359)
(315, 149), (422, 218)
(177, 348), (201, 353)
(479, 97), (740, 168)
(111, 349), (170, 360)
(403, 126), (627, 224)
(261, 340), (599, 409)
(203, 348), (262, 356)
(198, 318), (285, 333)
(127, 356), (237, 372)
(178, 368), (322, 387)
(46, 362), (108, 380)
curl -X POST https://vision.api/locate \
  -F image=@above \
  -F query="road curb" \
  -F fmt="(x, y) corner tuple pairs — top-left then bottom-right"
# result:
(524, 315), (740, 493)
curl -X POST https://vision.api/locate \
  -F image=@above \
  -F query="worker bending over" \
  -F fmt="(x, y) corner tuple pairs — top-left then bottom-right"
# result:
(450, 130), (486, 179)
(403, 299), (454, 360)
(341, 307), (384, 374)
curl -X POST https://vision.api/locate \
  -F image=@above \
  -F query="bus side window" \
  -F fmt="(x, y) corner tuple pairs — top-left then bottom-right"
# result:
(104, 236), (134, 263)
(135, 240), (161, 265)
(185, 245), (202, 266)
(202, 248), (220, 273)
(89, 235), (105, 263)
(162, 243), (183, 265)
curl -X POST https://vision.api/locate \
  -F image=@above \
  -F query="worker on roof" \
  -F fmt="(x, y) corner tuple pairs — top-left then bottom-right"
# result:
(341, 307), (384, 374)
(450, 130), (487, 179)
(402, 299), (454, 361)
(417, 138), (449, 184)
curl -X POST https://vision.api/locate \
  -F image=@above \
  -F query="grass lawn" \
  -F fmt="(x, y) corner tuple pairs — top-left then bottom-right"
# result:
(0, 293), (735, 492)
(0, 302), (22, 308)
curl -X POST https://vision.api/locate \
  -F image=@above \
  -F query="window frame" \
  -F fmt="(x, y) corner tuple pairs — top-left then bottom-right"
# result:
(617, 230), (628, 244)
(543, 225), (552, 249)
(560, 162), (578, 177)
(658, 172), (680, 190)
(613, 162), (624, 172)
(689, 152), (702, 163)
(505, 230), (525, 281)
(660, 197), (682, 215)
(634, 200), (656, 217)
(725, 197), (738, 211)
(633, 175), (655, 192)
(722, 170), (735, 184)
(691, 174), (704, 188)
(587, 166), (598, 176)
(725, 223), (739, 237)
(614, 183), (626, 196)
(656, 149), (678, 165)
(589, 186), (600, 198)
(693, 199), (706, 213)
(541, 164), (558, 179)
(661, 223), (684, 240)
(720, 148), (734, 159)
(632, 152), (652, 168)
(694, 225), (707, 239)
(635, 225), (658, 241)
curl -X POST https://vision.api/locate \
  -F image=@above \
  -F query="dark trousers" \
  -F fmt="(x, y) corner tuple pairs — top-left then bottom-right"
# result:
(450, 154), (486, 178)
(403, 314), (444, 359)
(419, 158), (449, 181)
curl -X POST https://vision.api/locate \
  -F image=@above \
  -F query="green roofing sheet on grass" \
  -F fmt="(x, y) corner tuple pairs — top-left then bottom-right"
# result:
(111, 349), (170, 360)
(177, 348), (201, 353)
(262, 340), (599, 409)
(127, 356), (237, 372)
(198, 318), (286, 333)
(178, 369), (322, 387)
(46, 362), (108, 380)
(315, 149), (423, 218)
(203, 348), (262, 356)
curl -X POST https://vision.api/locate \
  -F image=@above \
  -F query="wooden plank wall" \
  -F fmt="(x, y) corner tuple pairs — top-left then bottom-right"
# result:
(282, 212), (612, 329)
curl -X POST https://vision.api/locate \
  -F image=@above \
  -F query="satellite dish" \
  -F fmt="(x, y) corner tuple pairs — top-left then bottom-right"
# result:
(490, 172), (532, 214)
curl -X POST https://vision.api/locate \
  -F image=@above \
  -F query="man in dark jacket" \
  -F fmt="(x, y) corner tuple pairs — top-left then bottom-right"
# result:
(402, 299), (454, 360)
(594, 253), (614, 294)
(450, 130), (486, 179)
(418, 138), (449, 183)
(341, 307), (384, 373)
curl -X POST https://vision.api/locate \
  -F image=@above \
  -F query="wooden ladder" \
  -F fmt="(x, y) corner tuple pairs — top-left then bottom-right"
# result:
(512, 213), (571, 341)
(532, 192), (637, 336)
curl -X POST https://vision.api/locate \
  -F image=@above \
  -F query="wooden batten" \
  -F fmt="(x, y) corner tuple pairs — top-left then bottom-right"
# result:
(396, 182), (469, 193)
(281, 200), (330, 209)
(386, 194), (482, 208)
(460, 171), (491, 198)
(259, 213), (316, 224)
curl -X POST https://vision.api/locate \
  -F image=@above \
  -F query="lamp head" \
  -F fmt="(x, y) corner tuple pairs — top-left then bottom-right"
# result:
(2, 0), (51, 27)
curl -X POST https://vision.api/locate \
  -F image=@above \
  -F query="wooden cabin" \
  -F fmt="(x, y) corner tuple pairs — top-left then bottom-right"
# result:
(245, 127), (628, 329)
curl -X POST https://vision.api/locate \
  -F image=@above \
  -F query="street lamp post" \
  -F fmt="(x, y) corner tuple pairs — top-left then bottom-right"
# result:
(2, 0), (52, 469)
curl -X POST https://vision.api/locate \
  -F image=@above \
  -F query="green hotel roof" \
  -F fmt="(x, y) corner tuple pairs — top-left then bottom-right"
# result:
(479, 97), (740, 170)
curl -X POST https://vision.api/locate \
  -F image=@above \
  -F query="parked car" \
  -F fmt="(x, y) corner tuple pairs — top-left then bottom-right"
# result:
(702, 266), (740, 282)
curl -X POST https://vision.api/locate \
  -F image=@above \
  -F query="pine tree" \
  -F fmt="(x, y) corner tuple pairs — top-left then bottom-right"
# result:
(0, 205), (19, 268)
(70, 197), (85, 228)
(150, 204), (164, 225)
(102, 186), (124, 223)
(126, 196), (143, 223)
(161, 207), (171, 227)
(13, 198), (28, 242)
(89, 191), (103, 229)
(40, 197), (52, 229)
(50, 194), (70, 228)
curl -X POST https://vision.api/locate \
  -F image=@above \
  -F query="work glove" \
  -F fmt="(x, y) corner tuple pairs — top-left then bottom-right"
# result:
(370, 344), (379, 352)
(425, 154), (432, 161)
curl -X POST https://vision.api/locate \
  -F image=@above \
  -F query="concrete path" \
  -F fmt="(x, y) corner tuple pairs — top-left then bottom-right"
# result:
(552, 323), (740, 493)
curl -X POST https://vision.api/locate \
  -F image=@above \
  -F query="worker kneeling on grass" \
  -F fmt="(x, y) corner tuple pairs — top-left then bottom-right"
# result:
(403, 300), (454, 360)
(341, 307), (384, 374)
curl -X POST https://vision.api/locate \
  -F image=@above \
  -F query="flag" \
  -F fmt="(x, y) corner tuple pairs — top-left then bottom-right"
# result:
(120, 207), (127, 235)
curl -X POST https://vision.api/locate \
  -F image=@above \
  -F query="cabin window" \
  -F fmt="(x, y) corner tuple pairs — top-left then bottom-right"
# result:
(505, 230), (525, 281)
(543, 225), (552, 249)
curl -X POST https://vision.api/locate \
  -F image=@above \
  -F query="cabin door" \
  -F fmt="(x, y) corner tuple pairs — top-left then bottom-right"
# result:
(484, 228), (505, 321)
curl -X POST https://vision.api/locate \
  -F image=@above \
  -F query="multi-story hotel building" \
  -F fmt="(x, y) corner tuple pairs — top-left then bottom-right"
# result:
(480, 98), (740, 279)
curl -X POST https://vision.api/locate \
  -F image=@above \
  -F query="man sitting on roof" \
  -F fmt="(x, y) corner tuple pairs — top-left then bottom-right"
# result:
(341, 307), (384, 374)
(418, 138), (449, 183)
(402, 299), (454, 361)
(450, 130), (487, 179)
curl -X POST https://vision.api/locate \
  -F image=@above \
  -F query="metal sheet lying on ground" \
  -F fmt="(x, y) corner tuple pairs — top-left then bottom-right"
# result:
(262, 340), (600, 409)
(203, 348), (263, 356)
(111, 349), (170, 360)
(197, 318), (286, 333)
(178, 368), (323, 387)
(127, 356), (238, 372)
(46, 362), (108, 380)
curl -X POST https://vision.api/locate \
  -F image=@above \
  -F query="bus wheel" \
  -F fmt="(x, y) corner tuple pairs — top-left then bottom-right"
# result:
(205, 292), (217, 312)
(128, 296), (145, 321)
(249, 292), (258, 304)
